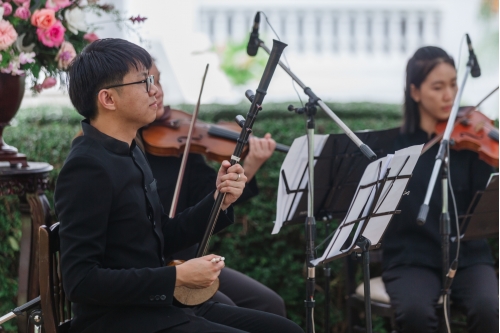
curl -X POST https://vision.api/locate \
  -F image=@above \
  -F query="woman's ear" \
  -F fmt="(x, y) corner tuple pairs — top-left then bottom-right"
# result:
(97, 90), (117, 112)
(409, 84), (421, 103)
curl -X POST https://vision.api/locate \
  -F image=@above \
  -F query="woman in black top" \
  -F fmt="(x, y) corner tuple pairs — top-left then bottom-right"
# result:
(137, 62), (287, 317)
(381, 46), (498, 333)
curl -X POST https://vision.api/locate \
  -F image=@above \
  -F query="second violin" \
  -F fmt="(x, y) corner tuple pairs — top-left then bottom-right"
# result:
(141, 107), (290, 163)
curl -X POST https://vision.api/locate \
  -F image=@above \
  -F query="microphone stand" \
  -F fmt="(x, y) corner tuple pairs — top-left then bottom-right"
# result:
(416, 45), (478, 324)
(256, 39), (377, 333)
(0, 296), (42, 332)
(257, 41), (377, 161)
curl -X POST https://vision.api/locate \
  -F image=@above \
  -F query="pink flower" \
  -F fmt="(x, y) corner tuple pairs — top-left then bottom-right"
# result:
(55, 41), (76, 69)
(14, 6), (30, 20)
(2, 3), (13, 16)
(45, 0), (72, 11)
(31, 9), (56, 29)
(36, 20), (65, 48)
(1, 60), (24, 75)
(19, 51), (35, 64)
(0, 19), (17, 50)
(41, 77), (57, 89)
(83, 32), (99, 43)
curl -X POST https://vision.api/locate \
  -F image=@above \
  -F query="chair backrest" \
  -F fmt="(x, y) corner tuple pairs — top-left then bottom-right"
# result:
(39, 223), (71, 333)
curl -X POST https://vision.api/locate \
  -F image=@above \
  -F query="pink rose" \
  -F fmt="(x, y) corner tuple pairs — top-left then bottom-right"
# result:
(14, 6), (30, 20)
(2, 3), (13, 16)
(45, 0), (72, 11)
(36, 20), (65, 48)
(83, 32), (99, 43)
(31, 9), (56, 29)
(55, 41), (76, 69)
(42, 77), (57, 89)
(0, 19), (17, 50)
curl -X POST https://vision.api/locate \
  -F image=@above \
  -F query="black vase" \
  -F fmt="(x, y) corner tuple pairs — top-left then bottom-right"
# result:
(0, 73), (26, 154)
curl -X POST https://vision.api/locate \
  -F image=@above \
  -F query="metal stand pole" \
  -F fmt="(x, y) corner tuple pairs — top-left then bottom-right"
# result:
(323, 220), (332, 333)
(0, 296), (41, 331)
(305, 105), (317, 333)
(288, 101), (318, 333)
(356, 237), (372, 333)
(440, 162), (451, 320)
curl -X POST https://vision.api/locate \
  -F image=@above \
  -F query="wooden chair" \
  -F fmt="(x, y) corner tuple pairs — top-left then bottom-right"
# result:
(39, 223), (71, 333)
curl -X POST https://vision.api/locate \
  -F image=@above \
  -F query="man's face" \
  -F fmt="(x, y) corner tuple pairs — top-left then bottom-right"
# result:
(114, 66), (158, 128)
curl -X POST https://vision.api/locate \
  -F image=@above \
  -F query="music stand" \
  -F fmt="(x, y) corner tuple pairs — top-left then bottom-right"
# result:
(459, 173), (498, 241)
(273, 127), (400, 234)
(309, 144), (423, 333)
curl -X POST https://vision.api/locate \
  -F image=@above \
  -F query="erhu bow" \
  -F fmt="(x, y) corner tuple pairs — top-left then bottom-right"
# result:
(172, 39), (287, 306)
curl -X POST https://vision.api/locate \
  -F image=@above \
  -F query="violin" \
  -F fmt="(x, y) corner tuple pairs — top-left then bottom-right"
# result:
(424, 107), (499, 167)
(141, 107), (289, 163)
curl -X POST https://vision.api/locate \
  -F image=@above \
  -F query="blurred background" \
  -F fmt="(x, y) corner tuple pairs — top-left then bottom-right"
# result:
(22, 0), (499, 119)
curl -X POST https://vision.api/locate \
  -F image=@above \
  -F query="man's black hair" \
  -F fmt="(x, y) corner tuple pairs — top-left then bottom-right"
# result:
(68, 38), (153, 119)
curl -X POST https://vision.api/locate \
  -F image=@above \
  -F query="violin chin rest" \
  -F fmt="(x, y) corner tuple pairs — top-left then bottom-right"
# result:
(174, 279), (219, 306)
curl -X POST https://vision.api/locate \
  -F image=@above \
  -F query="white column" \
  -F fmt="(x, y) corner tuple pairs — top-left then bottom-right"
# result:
(406, 11), (419, 55)
(331, 11), (340, 54)
(372, 10), (383, 55)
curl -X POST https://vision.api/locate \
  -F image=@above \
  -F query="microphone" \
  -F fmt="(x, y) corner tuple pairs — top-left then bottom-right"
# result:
(466, 34), (481, 78)
(246, 12), (261, 56)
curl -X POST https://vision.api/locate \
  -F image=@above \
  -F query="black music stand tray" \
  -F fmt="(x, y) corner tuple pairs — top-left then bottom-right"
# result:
(459, 173), (498, 241)
(273, 128), (400, 234)
(308, 144), (423, 333)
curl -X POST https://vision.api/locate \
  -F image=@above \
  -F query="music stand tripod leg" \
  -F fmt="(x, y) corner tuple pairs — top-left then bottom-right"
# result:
(356, 236), (372, 333)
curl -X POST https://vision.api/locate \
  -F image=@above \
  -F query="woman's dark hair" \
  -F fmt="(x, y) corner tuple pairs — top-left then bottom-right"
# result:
(402, 46), (455, 134)
(68, 38), (152, 119)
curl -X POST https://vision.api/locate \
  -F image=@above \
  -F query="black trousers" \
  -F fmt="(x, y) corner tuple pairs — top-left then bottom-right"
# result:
(382, 264), (499, 333)
(211, 267), (286, 317)
(158, 302), (304, 333)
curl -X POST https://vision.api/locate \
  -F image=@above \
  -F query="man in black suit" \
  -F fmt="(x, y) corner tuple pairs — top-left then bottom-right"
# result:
(55, 38), (304, 333)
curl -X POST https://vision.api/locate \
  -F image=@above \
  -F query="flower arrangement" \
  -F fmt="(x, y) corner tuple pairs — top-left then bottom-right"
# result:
(0, 0), (146, 92)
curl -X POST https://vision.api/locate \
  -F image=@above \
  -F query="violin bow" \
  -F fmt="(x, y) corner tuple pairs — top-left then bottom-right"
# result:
(169, 64), (209, 218)
(421, 85), (499, 155)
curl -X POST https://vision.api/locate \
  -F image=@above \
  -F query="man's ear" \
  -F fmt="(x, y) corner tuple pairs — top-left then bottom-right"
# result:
(97, 89), (117, 112)
(409, 84), (421, 103)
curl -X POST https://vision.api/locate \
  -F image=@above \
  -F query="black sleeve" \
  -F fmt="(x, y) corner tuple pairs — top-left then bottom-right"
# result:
(56, 156), (177, 307)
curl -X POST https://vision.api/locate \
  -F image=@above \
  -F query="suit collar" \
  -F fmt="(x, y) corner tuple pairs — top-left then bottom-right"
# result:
(81, 119), (136, 155)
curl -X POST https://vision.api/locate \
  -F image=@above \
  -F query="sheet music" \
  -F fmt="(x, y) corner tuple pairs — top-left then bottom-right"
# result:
(273, 134), (329, 234)
(311, 144), (423, 266)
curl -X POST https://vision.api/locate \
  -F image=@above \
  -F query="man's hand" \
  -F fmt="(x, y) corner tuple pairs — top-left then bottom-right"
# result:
(175, 254), (225, 288)
(243, 133), (276, 181)
(214, 161), (247, 210)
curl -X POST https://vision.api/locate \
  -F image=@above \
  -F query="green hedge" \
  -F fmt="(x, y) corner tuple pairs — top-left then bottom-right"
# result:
(0, 102), (494, 333)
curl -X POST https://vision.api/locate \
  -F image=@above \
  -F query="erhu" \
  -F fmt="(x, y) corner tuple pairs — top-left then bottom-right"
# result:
(172, 39), (287, 306)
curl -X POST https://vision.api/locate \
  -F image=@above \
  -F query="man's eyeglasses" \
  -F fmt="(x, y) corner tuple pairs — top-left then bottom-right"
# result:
(103, 75), (155, 93)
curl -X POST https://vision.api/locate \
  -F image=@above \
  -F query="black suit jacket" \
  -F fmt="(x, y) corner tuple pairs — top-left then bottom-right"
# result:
(54, 120), (233, 333)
